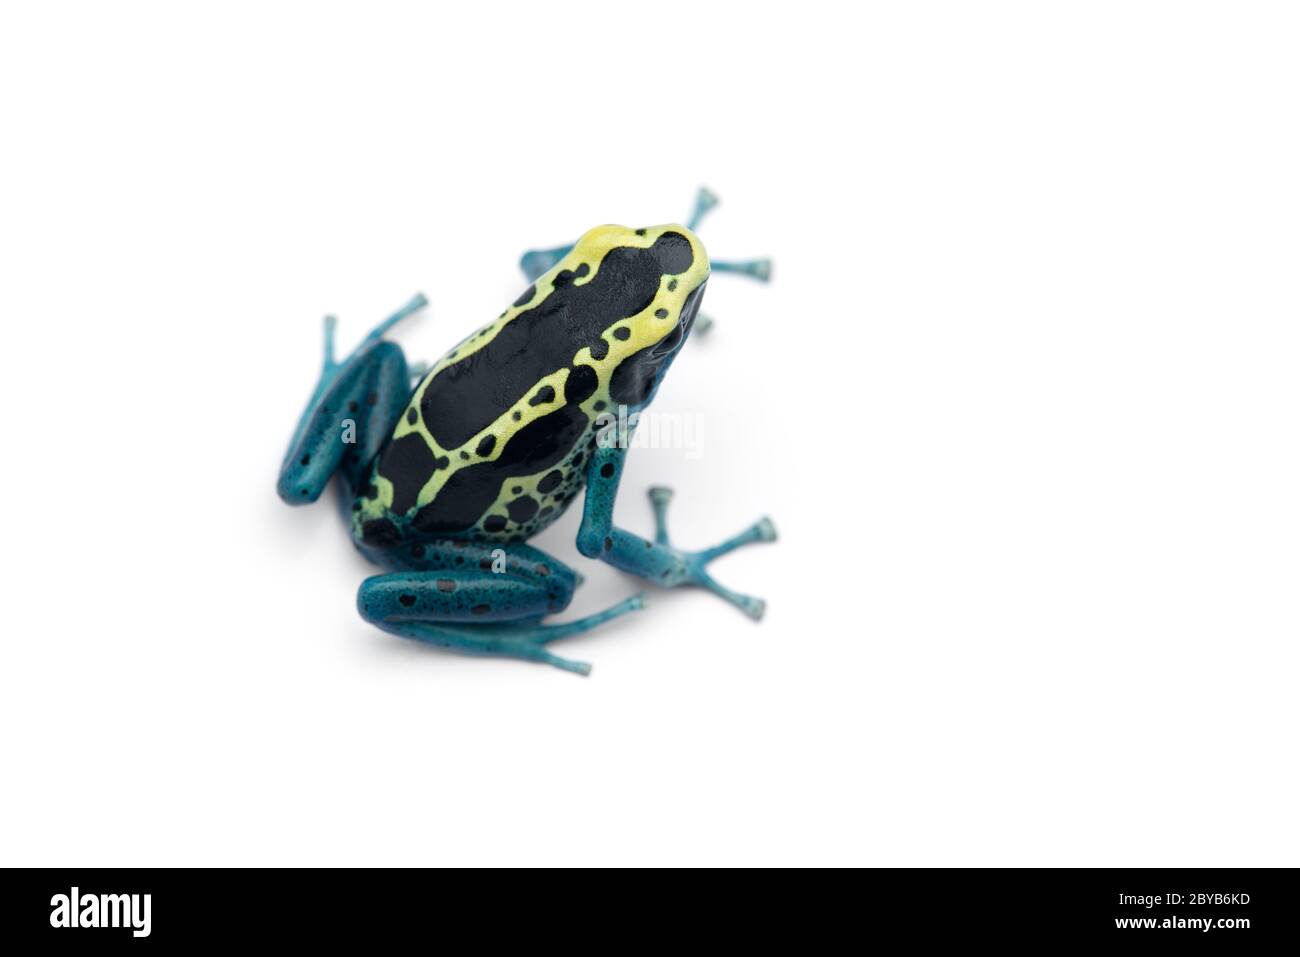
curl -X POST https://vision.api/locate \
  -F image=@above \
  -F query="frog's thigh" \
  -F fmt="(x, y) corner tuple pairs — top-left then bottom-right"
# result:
(278, 339), (410, 504)
(357, 562), (644, 676)
(280, 295), (428, 505)
(358, 569), (558, 625)
(371, 538), (581, 598)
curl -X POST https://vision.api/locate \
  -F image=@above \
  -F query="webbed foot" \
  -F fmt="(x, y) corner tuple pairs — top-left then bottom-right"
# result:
(647, 486), (777, 620)
(508, 593), (647, 675)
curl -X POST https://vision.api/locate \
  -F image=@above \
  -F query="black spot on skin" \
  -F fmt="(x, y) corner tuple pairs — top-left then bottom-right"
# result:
(552, 263), (591, 287)
(538, 469), (563, 493)
(565, 364), (598, 404)
(506, 496), (539, 523)
(600, 463), (615, 479)
(476, 434), (496, 457)
(529, 385), (555, 406)
(589, 338), (609, 360)
(513, 284), (536, 307)
(610, 284), (706, 406)
(512, 410), (522, 421)
(418, 233), (693, 449)
(361, 518), (402, 547)
(348, 401), (359, 413)
(406, 408), (418, 425)
(300, 454), (311, 466)
(604, 536), (613, 552)
(399, 594), (416, 607)
(484, 515), (507, 533)
(436, 579), (456, 592)
(655, 308), (668, 319)
(668, 279), (677, 291)
(411, 544), (425, 558)
(539, 506), (553, 519)
(433, 455), (449, 470)
(480, 558), (493, 571)
(460, 451), (469, 460)
(512, 485), (523, 495)
(472, 604), (491, 615)
(593, 400), (606, 412)
(635, 228), (646, 236)
(613, 327), (630, 340)
(412, 405), (589, 534)
(377, 433), (437, 514)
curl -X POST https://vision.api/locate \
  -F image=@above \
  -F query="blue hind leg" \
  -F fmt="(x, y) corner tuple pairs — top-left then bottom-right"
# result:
(277, 294), (427, 503)
(357, 540), (643, 675)
(519, 243), (574, 283)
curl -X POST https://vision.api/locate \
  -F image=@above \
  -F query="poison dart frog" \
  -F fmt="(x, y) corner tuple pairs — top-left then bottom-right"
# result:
(277, 189), (774, 674)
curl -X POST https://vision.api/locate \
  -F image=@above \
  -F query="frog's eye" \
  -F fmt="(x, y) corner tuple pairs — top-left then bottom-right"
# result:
(650, 283), (706, 359)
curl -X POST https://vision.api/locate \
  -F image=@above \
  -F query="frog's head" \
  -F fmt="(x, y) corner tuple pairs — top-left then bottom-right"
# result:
(545, 223), (710, 408)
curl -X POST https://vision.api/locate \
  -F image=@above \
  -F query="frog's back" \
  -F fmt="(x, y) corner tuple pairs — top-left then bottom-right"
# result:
(351, 223), (710, 549)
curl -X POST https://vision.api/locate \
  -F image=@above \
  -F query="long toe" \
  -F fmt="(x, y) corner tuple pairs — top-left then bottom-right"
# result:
(530, 593), (646, 644)
(697, 516), (779, 563)
(738, 595), (767, 621)
(543, 653), (593, 677)
(699, 573), (767, 621)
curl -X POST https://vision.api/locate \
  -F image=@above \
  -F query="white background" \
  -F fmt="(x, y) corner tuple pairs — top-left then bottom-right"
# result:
(2, 2), (1297, 866)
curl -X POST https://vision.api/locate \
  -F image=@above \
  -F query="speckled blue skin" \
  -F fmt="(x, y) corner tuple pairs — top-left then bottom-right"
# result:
(277, 300), (422, 503)
(278, 190), (774, 675)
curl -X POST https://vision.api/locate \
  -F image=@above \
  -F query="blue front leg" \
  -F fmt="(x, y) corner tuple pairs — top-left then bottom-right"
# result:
(575, 444), (776, 619)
